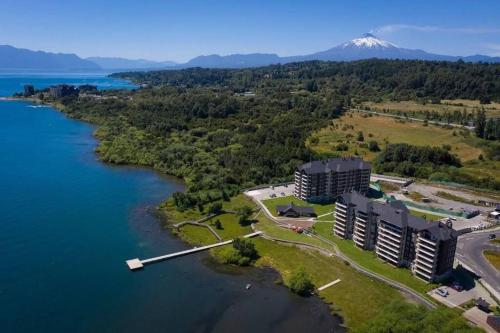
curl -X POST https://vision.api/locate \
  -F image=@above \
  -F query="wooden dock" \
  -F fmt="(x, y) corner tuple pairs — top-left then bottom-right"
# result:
(126, 231), (262, 270)
(317, 279), (341, 291)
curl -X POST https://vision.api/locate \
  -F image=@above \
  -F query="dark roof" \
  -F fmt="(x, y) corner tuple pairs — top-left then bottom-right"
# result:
(338, 191), (373, 213)
(276, 203), (315, 215)
(297, 157), (371, 175)
(338, 192), (457, 241)
(477, 298), (491, 308)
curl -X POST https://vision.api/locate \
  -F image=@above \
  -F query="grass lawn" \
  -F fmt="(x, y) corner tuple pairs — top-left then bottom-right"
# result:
(252, 238), (403, 330)
(312, 222), (436, 294)
(173, 224), (218, 246)
(308, 112), (484, 162)
(254, 213), (336, 251)
(205, 213), (252, 240)
(164, 193), (431, 330)
(361, 99), (500, 118)
(161, 193), (255, 225)
(261, 195), (335, 217)
(409, 209), (444, 221)
(483, 251), (500, 270)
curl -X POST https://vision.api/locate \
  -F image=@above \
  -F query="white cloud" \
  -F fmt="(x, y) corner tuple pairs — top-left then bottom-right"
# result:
(373, 24), (500, 34)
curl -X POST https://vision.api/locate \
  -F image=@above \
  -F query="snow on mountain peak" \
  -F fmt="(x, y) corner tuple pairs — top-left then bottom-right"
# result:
(342, 33), (397, 49)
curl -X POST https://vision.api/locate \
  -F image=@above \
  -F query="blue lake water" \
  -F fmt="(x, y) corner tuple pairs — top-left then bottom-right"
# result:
(0, 74), (341, 332)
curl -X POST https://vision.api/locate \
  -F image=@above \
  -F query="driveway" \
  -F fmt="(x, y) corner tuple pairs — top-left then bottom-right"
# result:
(456, 231), (500, 296)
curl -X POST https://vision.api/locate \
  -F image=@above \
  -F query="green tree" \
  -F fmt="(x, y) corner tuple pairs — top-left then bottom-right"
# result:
(289, 267), (315, 296)
(356, 131), (364, 142)
(236, 205), (253, 226)
(213, 219), (222, 229)
(232, 238), (258, 259)
(368, 140), (380, 152)
(475, 109), (486, 138)
(208, 202), (223, 215)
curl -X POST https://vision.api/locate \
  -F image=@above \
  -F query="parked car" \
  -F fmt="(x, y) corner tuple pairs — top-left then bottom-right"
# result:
(489, 234), (497, 240)
(281, 192), (285, 196)
(451, 282), (463, 292)
(436, 288), (449, 297)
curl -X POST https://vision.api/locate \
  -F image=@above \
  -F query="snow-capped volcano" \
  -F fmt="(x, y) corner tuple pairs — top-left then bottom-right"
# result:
(342, 33), (397, 49)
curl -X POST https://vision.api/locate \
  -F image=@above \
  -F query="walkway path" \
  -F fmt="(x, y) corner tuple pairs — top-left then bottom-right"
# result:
(126, 231), (262, 270)
(247, 194), (437, 309)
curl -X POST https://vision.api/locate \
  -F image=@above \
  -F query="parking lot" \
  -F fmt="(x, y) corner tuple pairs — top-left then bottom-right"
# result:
(428, 283), (497, 308)
(245, 183), (295, 202)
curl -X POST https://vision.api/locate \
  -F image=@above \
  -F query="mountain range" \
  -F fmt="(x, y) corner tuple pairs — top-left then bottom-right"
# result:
(1, 33), (499, 71)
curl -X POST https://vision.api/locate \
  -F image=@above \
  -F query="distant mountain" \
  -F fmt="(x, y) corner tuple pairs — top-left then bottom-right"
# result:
(181, 53), (281, 69)
(3, 34), (500, 72)
(184, 33), (500, 68)
(0, 45), (100, 71)
(86, 57), (177, 70)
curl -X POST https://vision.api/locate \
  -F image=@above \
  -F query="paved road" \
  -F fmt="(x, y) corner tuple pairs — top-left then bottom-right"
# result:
(246, 193), (437, 309)
(456, 231), (500, 295)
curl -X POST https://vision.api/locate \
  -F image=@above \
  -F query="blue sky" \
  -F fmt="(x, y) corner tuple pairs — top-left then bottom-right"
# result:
(1, 0), (499, 62)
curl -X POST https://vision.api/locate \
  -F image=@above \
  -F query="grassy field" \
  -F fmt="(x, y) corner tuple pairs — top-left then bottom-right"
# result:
(308, 111), (500, 184)
(408, 209), (444, 221)
(164, 195), (407, 330)
(483, 251), (500, 271)
(308, 112), (483, 162)
(361, 100), (500, 118)
(252, 238), (403, 330)
(261, 195), (335, 217)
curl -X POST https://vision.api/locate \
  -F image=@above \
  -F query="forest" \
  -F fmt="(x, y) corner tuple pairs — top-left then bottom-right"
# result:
(50, 59), (500, 209)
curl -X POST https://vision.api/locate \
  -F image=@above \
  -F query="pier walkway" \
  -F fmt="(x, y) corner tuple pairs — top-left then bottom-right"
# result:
(126, 231), (262, 270)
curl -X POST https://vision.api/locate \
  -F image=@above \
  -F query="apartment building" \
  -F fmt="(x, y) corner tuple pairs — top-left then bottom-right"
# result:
(294, 157), (371, 203)
(335, 192), (377, 250)
(333, 192), (458, 282)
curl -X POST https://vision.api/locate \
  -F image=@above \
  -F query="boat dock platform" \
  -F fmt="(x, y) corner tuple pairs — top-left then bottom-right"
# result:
(126, 231), (262, 270)
(317, 279), (341, 291)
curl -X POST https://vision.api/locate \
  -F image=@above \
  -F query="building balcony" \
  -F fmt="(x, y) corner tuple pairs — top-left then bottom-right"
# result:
(335, 210), (347, 218)
(417, 242), (436, 253)
(418, 236), (437, 247)
(413, 269), (433, 281)
(416, 249), (436, 262)
(354, 229), (366, 239)
(376, 241), (400, 257)
(416, 245), (436, 258)
(378, 232), (401, 245)
(415, 257), (434, 270)
(334, 224), (346, 232)
(355, 221), (367, 229)
(413, 262), (434, 276)
(378, 226), (402, 239)
(376, 250), (399, 265)
(354, 237), (365, 248)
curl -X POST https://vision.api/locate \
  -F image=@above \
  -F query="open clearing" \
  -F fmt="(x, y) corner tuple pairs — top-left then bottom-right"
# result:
(308, 111), (483, 162)
(361, 100), (500, 118)
(308, 112), (500, 183)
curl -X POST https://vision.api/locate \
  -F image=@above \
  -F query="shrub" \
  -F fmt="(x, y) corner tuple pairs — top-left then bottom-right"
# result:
(289, 267), (315, 296)
(368, 140), (380, 152)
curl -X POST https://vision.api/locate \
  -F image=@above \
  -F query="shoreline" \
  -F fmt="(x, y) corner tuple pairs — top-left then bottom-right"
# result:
(9, 96), (348, 328)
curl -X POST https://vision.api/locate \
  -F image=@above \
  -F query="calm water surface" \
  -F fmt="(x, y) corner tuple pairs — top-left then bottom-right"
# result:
(0, 74), (342, 333)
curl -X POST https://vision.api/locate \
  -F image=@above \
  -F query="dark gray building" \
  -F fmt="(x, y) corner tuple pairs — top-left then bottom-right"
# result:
(276, 203), (316, 218)
(48, 84), (78, 98)
(294, 157), (371, 203)
(333, 192), (458, 282)
(23, 84), (35, 97)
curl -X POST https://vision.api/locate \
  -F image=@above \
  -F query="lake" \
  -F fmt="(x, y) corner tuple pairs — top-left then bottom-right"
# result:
(0, 74), (341, 332)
